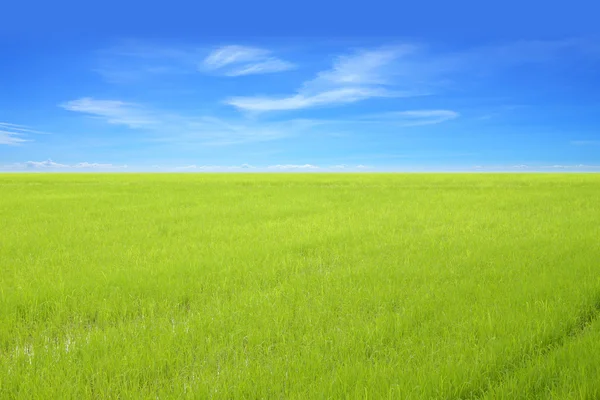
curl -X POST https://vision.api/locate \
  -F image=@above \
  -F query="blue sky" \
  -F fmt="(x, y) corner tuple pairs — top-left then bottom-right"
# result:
(1, 0), (599, 171)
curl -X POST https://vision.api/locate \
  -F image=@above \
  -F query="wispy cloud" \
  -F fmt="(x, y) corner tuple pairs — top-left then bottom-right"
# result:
(60, 98), (157, 128)
(60, 97), (325, 145)
(226, 39), (593, 113)
(0, 130), (28, 145)
(61, 97), (460, 147)
(226, 46), (418, 112)
(1, 159), (128, 171)
(355, 110), (459, 126)
(266, 109), (460, 127)
(227, 87), (406, 111)
(308, 46), (415, 87)
(95, 42), (294, 83)
(0, 122), (49, 145)
(328, 164), (372, 170)
(202, 45), (295, 76)
(267, 164), (320, 170)
(73, 162), (127, 169)
(542, 164), (599, 169)
(203, 46), (269, 68)
(226, 58), (296, 77)
(173, 165), (199, 170)
(24, 159), (69, 168)
(64, 39), (595, 152)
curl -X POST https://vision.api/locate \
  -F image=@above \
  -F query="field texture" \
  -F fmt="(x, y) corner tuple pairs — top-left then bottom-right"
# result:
(1, 173), (600, 399)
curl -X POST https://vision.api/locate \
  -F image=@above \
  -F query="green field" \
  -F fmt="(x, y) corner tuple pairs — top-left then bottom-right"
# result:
(1, 173), (600, 399)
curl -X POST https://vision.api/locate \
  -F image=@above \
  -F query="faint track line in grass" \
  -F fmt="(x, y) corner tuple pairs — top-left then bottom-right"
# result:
(456, 293), (600, 400)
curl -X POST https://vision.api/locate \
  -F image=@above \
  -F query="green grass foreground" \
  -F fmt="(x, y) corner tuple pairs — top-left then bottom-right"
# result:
(1, 173), (600, 399)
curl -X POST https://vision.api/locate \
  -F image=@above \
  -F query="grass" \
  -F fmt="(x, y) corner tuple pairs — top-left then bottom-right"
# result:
(1, 173), (599, 399)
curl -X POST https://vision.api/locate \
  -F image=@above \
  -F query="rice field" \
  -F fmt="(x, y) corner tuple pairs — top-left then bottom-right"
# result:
(1, 173), (599, 399)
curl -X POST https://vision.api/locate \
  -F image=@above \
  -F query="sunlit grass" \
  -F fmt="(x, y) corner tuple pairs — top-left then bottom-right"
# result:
(1, 173), (599, 398)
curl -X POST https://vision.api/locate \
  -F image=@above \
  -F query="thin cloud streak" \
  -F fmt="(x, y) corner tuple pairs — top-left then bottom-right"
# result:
(356, 110), (460, 126)
(226, 46), (416, 112)
(0, 130), (29, 145)
(1, 159), (128, 170)
(60, 97), (460, 146)
(95, 42), (294, 82)
(0, 122), (50, 145)
(60, 97), (326, 145)
(225, 58), (296, 76)
(203, 45), (270, 68)
(227, 87), (410, 111)
(61, 98), (157, 128)
(202, 45), (295, 76)
(0, 122), (50, 135)
(267, 164), (320, 170)
(225, 39), (594, 112)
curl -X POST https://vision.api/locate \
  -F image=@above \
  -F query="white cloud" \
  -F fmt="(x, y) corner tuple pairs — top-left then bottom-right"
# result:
(25, 160), (69, 168)
(0, 122), (50, 135)
(327, 164), (372, 170)
(61, 98), (460, 147)
(397, 110), (459, 126)
(61, 97), (329, 145)
(174, 165), (198, 170)
(2, 159), (128, 170)
(225, 39), (595, 113)
(542, 164), (595, 169)
(0, 122), (49, 145)
(267, 164), (320, 170)
(95, 42), (294, 83)
(308, 46), (415, 88)
(73, 162), (127, 169)
(0, 130), (29, 145)
(356, 110), (459, 126)
(226, 58), (296, 76)
(202, 45), (295, 76)
(203, 45), (270, 68)
(226, 46), (414, 112)
(227, 87), (402, 111)
(246, 109), (458, 127)
(200, 165), (248, 170)
(60, 98), (157, 129)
